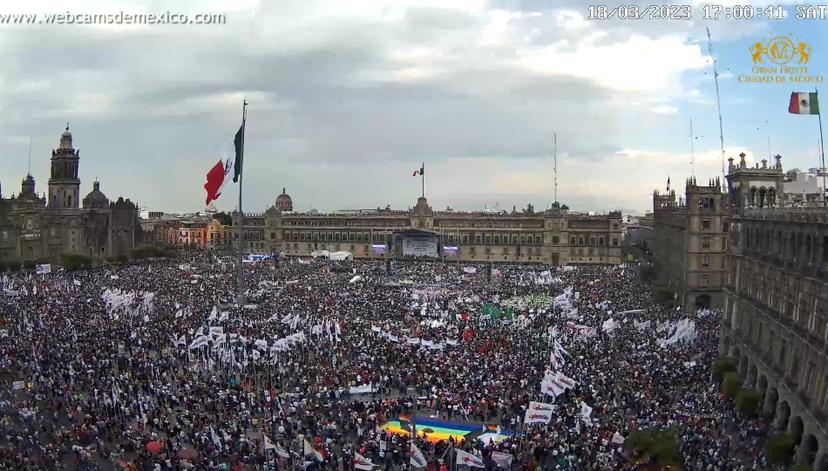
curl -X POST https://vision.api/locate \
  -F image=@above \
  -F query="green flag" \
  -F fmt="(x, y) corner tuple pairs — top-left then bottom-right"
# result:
(233, 122), (244, 183)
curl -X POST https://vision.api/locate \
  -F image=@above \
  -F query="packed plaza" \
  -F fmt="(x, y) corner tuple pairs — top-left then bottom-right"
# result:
(0, 253), (787, 470)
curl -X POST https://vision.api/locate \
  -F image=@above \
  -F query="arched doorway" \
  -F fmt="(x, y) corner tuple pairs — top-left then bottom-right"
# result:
(764, 387), (779, 418)
(776, 401), (791, 431)
(798, 433), (818, 467)
(695, 294), (711, 310)
(790, 416), (804, 445)
(757, 375), (768, 400)
(746, 364), (758, 388)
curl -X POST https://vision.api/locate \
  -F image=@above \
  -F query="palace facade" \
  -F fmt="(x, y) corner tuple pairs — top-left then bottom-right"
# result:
(0, 126), (140, 264)
(232, 190), (623, 265)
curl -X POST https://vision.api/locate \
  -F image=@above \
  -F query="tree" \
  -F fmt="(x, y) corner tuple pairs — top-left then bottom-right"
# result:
(721, 372), (741, 399)
(213, 211), (233, 226)
(131, 245), (173, 260)
(561, 204), (569, 211)
(625, 428), (679, 466)
(61, 254), (93, 271)
(712, 356), (736, 382)
(736, 388), (761, 416)
(764, 433), (796, 466)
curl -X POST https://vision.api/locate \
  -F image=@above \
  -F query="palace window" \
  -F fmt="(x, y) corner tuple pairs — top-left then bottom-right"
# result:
(701, 275), (709, 287)
(598, 237), (604, 246)
(475, 235), (482, 244)
(485, 235), (492, 244)
(702, 237), (711, 249)
(701, 255), (710, 267)
(462, 235), (469, 244)
(520, 235), (526, 245)
(570, 237), (576, 246)
(493, 235), (500, 244)
(552, 236), (559, 244)
(702, 219), (711, 230)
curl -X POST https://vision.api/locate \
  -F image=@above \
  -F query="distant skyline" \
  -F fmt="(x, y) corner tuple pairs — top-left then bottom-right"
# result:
(1, 0), (826, 214)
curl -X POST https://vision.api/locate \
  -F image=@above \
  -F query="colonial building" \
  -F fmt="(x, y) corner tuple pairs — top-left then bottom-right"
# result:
(723, 208), (828, 469)
(0, 126), (140, 264)
(648, 177), (728, 310)
(722, 152), (828, 469)
(231, 190), (623, 265)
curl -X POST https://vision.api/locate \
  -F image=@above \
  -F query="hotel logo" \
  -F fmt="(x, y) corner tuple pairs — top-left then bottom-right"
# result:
(740, 35), (822, 84)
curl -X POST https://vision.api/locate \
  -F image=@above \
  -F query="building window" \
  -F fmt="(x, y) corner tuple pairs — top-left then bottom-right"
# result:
(702, 219), (711, 230)
(552, 236), (559, 244)
(485, 235), (492, 245)
(493, 235), (500, 244)
(462, 235), (469, 244)
(702, 237), (711, 249)
(701, 255), (710, 267)
(578, 236), (585, 246)
(701, 275), (709, 287)
(612, 238), (619, 246)
(270, 232), (276, 239)
(570, 237), (576, 245)
(475, 235), (482, 244)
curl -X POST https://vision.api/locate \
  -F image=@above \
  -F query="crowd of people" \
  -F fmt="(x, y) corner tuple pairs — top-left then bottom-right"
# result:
(0, 255), (773, 470)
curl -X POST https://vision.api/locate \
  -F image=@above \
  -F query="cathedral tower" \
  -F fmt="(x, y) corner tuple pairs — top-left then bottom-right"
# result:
(48, 124), (80, 209)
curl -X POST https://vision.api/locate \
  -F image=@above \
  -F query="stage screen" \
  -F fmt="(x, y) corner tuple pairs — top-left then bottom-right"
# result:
(402, 237), (438, 257)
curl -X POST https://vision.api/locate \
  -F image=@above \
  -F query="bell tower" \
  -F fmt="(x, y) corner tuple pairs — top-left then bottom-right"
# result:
(48, 123), (81, 209)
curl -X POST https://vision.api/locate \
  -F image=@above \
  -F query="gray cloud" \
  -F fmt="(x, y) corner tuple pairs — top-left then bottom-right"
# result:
(0, 0), (730, 214)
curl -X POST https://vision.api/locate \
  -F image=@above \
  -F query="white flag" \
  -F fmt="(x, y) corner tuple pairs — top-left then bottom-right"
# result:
(353, 452), (375, 470)
(303, 439), (323, 462)
(410, 443), (427, 468)
(581, 401), (593, 420)
(491, 451), (514, 469)
(455, 449), (485, 468)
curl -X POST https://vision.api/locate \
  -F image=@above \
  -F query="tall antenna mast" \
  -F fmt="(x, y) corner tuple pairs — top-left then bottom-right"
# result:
(706, 27), (726, 184)
(689, 118), (695, 178)
(27, 135), (32, 175)
(553, 132), (558, 205)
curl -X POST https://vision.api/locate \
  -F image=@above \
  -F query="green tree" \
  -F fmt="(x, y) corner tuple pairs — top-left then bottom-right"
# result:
(764, 433), (796, 466)
(61, 254), (93, 271)
(213, 211), (233, 226)
(712, 356), (736, 382)
(721, 372), (741, 399)
(736, 388), (761, 416)
(625, 428), (679, 466)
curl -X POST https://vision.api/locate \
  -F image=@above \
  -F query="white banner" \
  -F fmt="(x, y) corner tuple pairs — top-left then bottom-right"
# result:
(455, 449), (485, 468)
(35, 264), (51, 275)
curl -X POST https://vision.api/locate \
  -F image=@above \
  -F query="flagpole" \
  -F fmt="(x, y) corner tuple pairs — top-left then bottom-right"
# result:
(237, 100), (248, 303)
(421, 162), (425, 198)
(817, 88), (826, 207)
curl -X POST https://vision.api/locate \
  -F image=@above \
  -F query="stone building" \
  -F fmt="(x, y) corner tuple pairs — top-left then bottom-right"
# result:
(231, 190), (624, 265)
(722, 154), (828, 469)
(648, 177), (728, 310)
(723, 207), (828, 469)
(0, 126), (140, 264)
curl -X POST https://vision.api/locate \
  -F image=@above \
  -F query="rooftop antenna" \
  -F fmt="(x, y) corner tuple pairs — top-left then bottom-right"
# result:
(706, 27), (726, 186)
(27, 134), (32, 175)
(553, 132), (558, 205)
(689, 118), (695, 178)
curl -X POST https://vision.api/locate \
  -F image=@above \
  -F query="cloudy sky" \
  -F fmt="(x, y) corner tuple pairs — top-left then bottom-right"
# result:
(0, 0), (826, 214)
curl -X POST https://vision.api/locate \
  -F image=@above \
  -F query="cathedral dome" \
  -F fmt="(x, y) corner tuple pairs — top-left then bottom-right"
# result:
(275, 188), (293, 211)
(59, 124), (73, 150)
(83, 181), (109, 209)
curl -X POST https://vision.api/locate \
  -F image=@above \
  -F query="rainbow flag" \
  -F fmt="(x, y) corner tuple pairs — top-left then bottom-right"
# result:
(380, 418), (479, 444)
